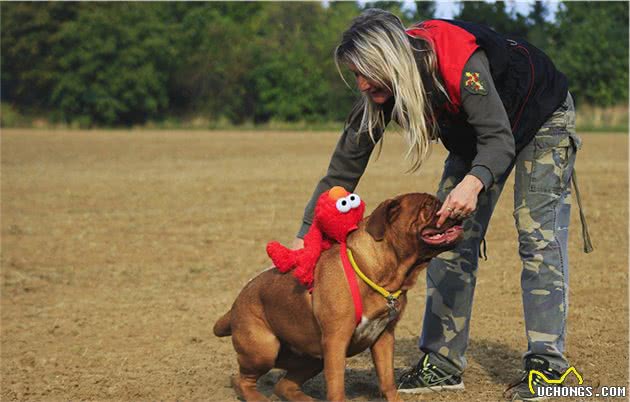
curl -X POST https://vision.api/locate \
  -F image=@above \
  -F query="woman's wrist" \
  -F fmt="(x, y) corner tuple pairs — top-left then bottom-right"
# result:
(463, 174), (485, 194)
(467, 165), (493, 191)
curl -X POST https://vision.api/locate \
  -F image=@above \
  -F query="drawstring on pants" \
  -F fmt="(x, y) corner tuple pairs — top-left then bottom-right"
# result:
(571, 168), (594, 253)
(476, 167), (592, 261)
(478, 238), (488, 261)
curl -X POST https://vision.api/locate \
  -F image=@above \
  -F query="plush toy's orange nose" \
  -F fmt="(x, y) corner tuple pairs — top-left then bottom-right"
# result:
(328, 186), (349, 201)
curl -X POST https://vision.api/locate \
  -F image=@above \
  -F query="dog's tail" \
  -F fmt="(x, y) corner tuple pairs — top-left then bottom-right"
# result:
(213, 309), (232, 337)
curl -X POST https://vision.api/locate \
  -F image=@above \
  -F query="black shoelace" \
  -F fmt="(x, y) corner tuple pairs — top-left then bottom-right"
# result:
(399, 364), (457, 392)
(503, 369), (562, 399)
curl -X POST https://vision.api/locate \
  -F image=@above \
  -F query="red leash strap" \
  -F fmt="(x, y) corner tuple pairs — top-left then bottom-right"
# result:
(340, 242), (363, 326)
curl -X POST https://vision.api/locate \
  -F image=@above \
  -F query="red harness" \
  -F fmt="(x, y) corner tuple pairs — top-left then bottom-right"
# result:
(340, 241), (363, 326)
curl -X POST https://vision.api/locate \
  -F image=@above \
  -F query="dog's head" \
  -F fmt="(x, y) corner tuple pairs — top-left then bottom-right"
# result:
(365, 193), (463, 263)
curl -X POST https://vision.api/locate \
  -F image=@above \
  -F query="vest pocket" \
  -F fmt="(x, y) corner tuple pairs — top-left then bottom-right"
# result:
(529, 130), (574, 195)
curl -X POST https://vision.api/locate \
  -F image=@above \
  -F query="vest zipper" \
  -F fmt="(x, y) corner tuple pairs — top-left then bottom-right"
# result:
(510, 45), (535, 132)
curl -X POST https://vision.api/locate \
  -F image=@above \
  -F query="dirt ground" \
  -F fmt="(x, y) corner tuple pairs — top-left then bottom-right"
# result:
(1, 129), (628, 401)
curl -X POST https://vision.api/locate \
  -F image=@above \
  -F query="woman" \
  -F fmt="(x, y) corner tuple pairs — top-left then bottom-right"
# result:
(292, 9), (591, 401)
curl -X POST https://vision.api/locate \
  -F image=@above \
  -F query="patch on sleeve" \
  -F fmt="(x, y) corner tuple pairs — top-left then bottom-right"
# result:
(463, 71), (488, 95)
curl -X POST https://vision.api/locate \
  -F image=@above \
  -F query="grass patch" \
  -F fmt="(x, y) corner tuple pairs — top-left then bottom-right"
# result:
(576, 104), (628, 133)
(2, 103), (627, 134)
(142, 116), (343, 131)
(0, 103), (28, 128)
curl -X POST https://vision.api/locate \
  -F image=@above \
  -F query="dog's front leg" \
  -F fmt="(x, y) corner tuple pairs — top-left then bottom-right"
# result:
(321, 330), (352, 402)
(370, 324), (402, 402)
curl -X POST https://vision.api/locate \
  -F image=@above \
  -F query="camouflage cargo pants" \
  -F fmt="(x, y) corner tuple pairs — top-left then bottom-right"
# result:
(419, 93), (581, 373)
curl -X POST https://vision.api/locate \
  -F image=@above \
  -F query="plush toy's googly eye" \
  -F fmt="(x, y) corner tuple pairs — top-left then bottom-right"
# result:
(336, 197), (351, 213)
(348, 193), (361, 209)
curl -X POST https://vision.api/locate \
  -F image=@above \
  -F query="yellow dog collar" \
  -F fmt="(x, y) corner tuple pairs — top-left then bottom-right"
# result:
(346, 247), (402, 302)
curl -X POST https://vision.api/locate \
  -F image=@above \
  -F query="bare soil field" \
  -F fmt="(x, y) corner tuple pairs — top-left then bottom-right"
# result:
(1, 129), (628, 401)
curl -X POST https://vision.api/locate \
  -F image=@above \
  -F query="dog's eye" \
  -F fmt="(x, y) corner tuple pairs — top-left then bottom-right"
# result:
(348, 193), (361, 209)
(336, 197), (351, 213)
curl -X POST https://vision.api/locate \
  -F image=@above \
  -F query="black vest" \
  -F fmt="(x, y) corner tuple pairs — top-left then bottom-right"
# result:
(437, 19), (568, 159)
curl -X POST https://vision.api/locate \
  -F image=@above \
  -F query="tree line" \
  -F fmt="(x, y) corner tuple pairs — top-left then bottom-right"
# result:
(1, 1), (628, 127)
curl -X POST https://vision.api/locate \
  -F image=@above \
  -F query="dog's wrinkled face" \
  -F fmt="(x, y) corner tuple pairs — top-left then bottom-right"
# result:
(366, 193), (463, 262)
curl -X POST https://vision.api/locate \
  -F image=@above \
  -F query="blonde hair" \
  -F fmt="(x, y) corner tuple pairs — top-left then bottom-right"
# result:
(335, 9), (449, 172)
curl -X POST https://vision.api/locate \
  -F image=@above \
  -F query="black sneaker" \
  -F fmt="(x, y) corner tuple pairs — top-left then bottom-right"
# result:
(397, 353), (465, 393)
(504, 357), (564, 401)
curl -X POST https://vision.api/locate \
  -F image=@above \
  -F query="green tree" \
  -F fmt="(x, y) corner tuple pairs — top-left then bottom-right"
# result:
(455, 1), (529, 38)
(167, 2), (262, 123)
(319, 1), (365, 122)
(524, 1), (553, 49)
(550, 1), (629, 106)
(245, 2), (359, 123)
(1, 2), (77, 109)
(413, 1), (436, 22)
(50, 3), (178, 126)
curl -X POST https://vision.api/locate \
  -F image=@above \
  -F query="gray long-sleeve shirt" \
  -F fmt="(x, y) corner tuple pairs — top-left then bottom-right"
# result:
(460, 49), (515, 189)
(297, 49), (515, 238)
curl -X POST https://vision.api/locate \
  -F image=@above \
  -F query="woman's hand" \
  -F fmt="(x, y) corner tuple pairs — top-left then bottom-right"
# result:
(436, 175), (484, 227)
(291, 237), (304, 250)
(266, 238), (304, 270)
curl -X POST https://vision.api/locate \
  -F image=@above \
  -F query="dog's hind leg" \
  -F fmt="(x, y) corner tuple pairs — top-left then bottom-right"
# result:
(274, 350), (323, 402)
(231, 327), (280, 402)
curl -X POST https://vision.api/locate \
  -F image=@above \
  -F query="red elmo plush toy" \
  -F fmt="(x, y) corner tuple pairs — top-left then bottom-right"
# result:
(266, 186), (365, 288)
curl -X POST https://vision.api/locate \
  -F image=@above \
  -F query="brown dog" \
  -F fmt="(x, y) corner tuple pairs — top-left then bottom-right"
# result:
(214, 193), (463, 402)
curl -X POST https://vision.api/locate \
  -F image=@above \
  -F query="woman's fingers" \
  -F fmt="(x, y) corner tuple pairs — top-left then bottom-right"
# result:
(438, 196), (467, 227)
(436, 214), (449, 228)
(437, 177), (481, 226)
(436, 195), (452, 228)
(437, 194), (451, 217)
(438, 195), (476, 227)
(453, 206), (473, 217)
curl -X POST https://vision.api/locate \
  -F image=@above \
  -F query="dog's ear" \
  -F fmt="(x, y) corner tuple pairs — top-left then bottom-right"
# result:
(366, 198), (401, 241)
